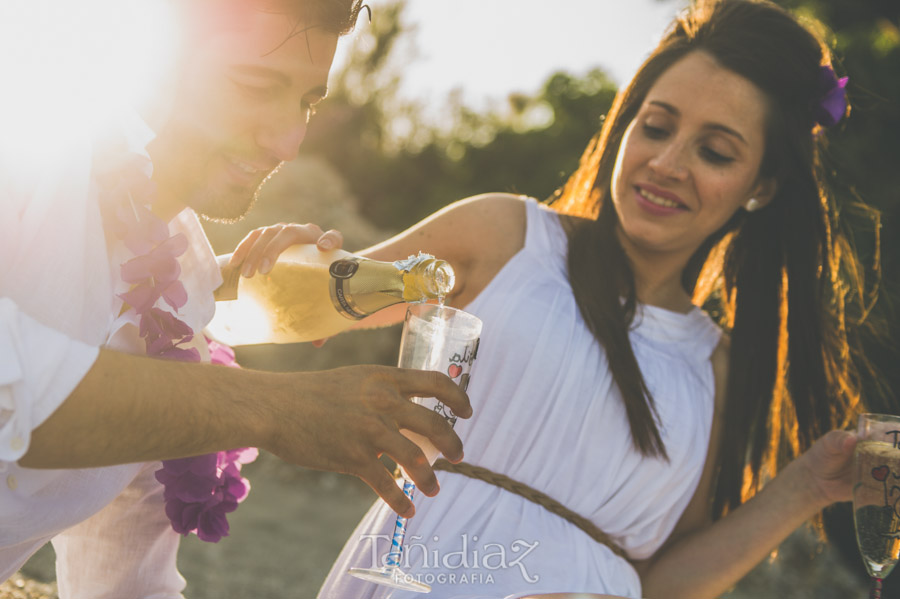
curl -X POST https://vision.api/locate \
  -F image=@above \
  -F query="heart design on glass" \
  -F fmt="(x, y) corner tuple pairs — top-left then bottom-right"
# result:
(872, 465), (890, 482)
(448, 364), (462, 379)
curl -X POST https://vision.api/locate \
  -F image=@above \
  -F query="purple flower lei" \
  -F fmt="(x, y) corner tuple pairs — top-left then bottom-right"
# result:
(99, 154), (257, 543)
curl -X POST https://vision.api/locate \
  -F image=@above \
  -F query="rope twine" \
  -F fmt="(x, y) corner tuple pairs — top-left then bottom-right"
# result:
(432, 459), (628, 560)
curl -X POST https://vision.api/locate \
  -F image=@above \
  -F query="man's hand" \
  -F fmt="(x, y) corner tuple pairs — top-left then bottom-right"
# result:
(224, 222), (474, 515)
(228, 222), (343, 278)
(262, 365), (472, 517)
(227, 222), (342, 346)
(23, 350), (472, 520)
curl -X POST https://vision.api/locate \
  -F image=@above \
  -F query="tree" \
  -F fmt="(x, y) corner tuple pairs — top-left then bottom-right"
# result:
(298, 0), (617, 230)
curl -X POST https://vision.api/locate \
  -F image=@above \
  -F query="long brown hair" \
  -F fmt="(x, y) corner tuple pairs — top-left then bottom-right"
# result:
(551, 0), (876, 517)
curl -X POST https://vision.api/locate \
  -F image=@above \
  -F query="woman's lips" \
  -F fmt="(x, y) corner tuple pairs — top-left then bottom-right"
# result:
(633, 184), (688, 216)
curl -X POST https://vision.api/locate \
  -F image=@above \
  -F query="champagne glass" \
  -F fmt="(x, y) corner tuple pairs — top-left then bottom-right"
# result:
(348, 303), (482, 593)
(852, 413), (900, 598)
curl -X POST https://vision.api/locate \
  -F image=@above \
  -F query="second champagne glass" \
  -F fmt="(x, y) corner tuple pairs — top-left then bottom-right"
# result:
(347, 303), (482, 593)
(852, 413), (900, 599)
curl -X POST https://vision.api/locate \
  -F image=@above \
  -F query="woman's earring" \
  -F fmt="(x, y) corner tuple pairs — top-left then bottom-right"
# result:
(745, 198), (760, 212)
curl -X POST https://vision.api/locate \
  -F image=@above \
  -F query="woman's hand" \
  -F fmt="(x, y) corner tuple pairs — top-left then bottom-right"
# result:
(228, 222), (344, 278)
(638, 429), (858, 599)
(796, 428), (858, 507)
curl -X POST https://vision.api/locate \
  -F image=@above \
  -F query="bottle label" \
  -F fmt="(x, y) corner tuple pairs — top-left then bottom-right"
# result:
(329, 259), (367, 320)
(329, 259), (359, 280)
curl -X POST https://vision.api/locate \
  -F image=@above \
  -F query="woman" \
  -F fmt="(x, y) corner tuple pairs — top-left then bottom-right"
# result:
(233, 1), (873, 596)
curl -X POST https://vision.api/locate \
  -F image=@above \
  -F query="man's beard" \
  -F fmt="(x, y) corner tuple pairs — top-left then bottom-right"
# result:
(191, 163), (282, 224)
(149, 121), (284, 224)
(193, 187), (259, 224)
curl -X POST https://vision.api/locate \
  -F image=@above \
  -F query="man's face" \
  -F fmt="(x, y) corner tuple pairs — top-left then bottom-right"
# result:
(149, 7), (339, 222)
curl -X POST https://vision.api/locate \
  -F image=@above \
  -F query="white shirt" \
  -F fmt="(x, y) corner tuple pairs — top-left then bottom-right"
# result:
(0, 109), (222, 597)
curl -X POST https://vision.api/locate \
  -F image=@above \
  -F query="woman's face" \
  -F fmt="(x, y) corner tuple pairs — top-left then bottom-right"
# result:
(611, 51), (775, 262)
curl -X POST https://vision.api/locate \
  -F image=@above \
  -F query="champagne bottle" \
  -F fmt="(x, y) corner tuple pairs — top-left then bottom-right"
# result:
(206, 245), (455, 345)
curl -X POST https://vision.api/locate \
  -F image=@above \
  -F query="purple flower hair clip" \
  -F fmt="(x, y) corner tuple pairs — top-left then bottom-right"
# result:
(813, 64), (849, 128)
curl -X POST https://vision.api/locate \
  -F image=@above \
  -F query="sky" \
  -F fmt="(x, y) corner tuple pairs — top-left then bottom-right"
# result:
(332, 0), (687, 119)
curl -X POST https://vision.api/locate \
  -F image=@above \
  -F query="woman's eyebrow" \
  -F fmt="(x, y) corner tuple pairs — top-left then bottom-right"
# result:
(648, 100), (748, 145)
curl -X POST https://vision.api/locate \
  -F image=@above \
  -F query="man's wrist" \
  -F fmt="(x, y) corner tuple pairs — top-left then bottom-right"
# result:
(219, 365), (281, 451)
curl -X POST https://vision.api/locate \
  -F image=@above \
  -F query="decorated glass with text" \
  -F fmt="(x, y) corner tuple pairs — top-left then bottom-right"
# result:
(852, 413), (900, 599)
(348, 303), (482, 593)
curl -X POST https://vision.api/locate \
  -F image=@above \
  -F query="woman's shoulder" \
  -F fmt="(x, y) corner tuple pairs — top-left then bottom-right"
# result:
(454, 192), (581, 242)
(454, 193), (576, 265)
(439, 192), (530, 258)
(447, 192), (529, 226)
(432, 193), (533, 307)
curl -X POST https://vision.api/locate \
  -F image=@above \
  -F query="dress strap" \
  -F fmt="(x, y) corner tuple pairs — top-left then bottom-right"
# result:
(432, 459), (629, 560)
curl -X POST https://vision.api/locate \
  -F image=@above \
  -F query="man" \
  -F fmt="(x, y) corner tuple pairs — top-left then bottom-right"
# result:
(0, 0), (470, 595)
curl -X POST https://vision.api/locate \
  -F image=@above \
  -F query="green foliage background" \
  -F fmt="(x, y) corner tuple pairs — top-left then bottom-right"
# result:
(301, 1), (899, 225)
(297, 1), (619, 229)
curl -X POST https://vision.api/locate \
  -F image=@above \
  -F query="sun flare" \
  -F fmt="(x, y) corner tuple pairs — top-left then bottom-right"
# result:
(0, 0), (179, 170)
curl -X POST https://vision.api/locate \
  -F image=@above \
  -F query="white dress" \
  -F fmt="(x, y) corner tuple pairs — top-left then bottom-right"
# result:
(318, 197), (722, 599)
